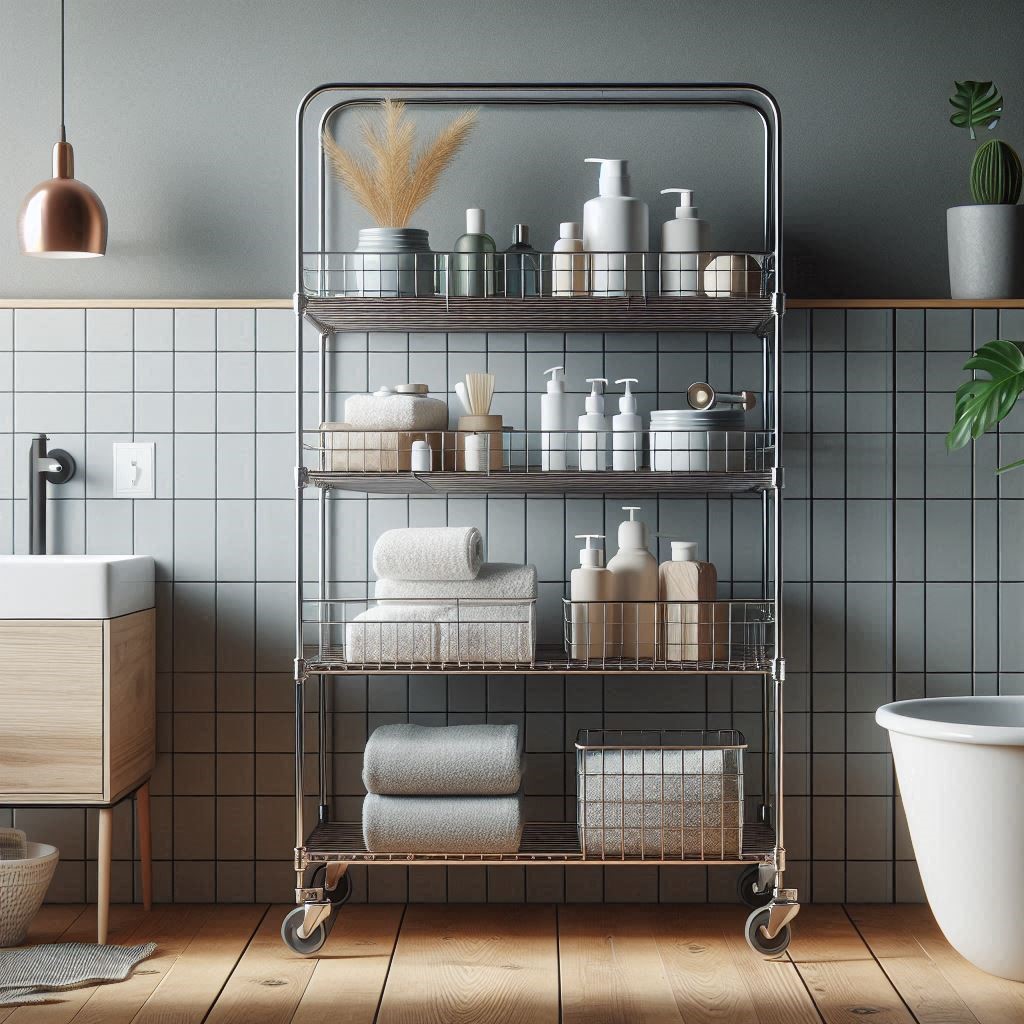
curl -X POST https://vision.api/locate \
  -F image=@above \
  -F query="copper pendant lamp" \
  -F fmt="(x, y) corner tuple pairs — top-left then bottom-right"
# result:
(17, 0), (107, 258)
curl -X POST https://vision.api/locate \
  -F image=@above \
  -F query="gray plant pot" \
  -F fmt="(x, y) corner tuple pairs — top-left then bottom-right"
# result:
(947, 204), (1024, 299)
(345, 227), (434, 297)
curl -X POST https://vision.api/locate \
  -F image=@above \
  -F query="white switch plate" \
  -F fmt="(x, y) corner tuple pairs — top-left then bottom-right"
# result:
(113, 442), (155, 498)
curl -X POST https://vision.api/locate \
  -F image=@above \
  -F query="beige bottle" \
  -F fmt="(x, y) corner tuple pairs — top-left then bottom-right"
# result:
(606, 507), (658, 661)
(658, 540), (718, 663)
(570, 535), (616, 663)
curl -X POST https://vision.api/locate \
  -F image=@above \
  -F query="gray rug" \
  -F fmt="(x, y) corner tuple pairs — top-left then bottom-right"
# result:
(0, 942), (156, 1006)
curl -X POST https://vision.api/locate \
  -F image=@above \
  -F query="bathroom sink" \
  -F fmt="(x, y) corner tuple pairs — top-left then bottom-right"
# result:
(0, 555), (154, 619)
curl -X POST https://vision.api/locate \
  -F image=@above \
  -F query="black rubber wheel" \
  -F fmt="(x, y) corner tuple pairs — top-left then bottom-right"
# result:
(281, 906), (328, 955)
(744, 907), (792, 957)
(311, 865), (353, 905)
(737, 865), (773, 909)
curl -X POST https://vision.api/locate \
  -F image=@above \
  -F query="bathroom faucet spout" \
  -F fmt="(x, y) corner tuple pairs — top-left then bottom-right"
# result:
(28, 434), (76, 556)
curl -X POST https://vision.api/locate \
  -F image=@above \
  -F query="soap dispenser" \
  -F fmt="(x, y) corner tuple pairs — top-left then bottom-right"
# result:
(657, 539), (718, 663)
(570, 534), (616, 662)
(577, 377), (610, 471)
(659, 189), (710, 296)
(612, 377), (643, 471)
(540, 365), (571, 471)
(582, 158), (650, 296)
(452, 208), (497, 297)
(606, 506), (659, 660)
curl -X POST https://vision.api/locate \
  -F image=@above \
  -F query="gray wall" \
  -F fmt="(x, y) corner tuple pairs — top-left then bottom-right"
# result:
(3, 301), (1021, 904)
(3, 0), (1024, 299)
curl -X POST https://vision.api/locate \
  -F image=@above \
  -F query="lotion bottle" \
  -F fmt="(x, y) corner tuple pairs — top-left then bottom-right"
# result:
(659, 189), (709, 296)
(452, 208), (497, 297)
(612, 377), (643, 471)
(577, 377), (610, 471)
(657, 539), (718, 663)
(582, 158), (649, 296)
(570, 534), (615, 662)
(540, 365), (571, 471)
(553, 221), (587, 296)
(606, 505), (659, 660)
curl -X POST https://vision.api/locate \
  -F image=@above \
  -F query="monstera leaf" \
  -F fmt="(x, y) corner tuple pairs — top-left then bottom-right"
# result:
(947, 340), (1024, 472)
(949, 80), (1003, 140)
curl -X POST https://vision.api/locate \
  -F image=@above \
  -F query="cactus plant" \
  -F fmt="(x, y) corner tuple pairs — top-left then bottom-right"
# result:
(970, 139), (1023, 204)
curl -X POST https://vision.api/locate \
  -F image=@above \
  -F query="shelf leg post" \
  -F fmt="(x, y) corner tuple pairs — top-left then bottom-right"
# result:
(318, 674), (329, 823)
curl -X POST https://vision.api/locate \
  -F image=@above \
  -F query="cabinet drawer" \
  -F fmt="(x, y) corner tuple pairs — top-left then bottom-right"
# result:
(0, 620), (103, 797)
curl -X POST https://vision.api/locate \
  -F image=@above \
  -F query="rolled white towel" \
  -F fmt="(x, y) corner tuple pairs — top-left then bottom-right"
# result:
(345, 603), (448, 664)
(374, 563), (537, 601)
(372, 526), (483, 582)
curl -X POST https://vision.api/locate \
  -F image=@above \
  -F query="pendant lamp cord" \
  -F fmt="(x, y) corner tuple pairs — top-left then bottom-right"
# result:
(59, 0), (66, 141)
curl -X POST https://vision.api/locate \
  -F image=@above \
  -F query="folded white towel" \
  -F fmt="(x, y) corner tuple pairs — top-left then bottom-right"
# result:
(372, 526), (483, 582)
(363, 723), (523, 796)
(374, 562), (537, 601)
(362, 793), (524, 854)
(345, 603), (448, 663)
(344, 393), (448, 431)
(438, 603), (535, 664)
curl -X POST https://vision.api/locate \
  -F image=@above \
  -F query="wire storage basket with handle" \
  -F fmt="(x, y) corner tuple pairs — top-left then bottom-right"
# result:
(575, 729), (746, 860)
(0, 828), (59, 946)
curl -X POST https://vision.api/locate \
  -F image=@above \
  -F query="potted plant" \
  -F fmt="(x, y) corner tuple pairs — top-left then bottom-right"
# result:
(947, 80), (1024, 299)
(321, 100), (477, 298)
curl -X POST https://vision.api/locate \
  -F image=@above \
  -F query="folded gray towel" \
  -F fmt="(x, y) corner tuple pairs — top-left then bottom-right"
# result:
(363, 723), (523, 796)
(362, 793), (524, 854)
(374, 563), (537, 601)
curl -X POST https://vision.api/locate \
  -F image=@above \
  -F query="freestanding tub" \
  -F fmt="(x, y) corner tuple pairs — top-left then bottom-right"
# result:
(877, 696), (1024, 981)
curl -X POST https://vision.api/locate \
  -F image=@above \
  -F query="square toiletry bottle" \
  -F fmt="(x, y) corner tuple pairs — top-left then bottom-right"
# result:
(658, 540), (718, 663)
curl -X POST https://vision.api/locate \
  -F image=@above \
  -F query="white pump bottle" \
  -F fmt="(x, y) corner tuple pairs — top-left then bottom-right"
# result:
(540, 365), (571, 471)
(582, 158), (649, 296)
(605, 506), (659, 660)
(659, 188), (709, 296)
(612, 377), (643, 471)
(570, 534), (615, 662)
(577, 377), (610, 471)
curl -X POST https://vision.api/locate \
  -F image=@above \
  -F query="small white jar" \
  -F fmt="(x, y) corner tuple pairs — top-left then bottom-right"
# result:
(463, 433), (489, 472)
(410, 439), (433, 472)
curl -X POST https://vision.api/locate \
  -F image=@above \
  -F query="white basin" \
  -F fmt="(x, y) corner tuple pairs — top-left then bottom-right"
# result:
(0, 555), (154, 619)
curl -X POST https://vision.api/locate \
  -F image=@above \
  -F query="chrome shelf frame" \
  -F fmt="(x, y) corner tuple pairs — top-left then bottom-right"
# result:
(291, 82), (791, 953)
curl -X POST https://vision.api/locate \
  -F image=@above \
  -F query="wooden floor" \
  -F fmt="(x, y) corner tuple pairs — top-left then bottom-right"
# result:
(6, 903), (1024, 1023)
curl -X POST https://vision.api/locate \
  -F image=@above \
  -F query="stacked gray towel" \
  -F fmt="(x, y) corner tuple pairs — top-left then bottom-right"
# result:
(362, 723), (524, 854)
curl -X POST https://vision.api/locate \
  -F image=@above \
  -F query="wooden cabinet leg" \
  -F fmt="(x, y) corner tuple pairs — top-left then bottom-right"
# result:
(137, 782), (153, 911)
(97, 807), (112, 945)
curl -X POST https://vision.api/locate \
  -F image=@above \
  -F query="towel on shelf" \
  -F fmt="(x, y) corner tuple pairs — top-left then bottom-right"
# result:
(343, 393), (448, 431)
(374, 562), (537, 601)
(438, 603), (535, 664)
(372, 526), (483, 582)
(363, 723), (523, 796)
(362, 793), (524, 854)
(344, 603), (448, 664)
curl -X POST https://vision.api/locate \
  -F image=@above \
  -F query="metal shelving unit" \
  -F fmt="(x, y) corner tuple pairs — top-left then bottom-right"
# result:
(287, 83), (796, 958)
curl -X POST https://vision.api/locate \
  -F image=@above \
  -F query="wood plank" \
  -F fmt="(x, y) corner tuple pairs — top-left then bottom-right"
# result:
(131, 904), (267, 1024)
(377, 904), (559, 1024)
(896, 905), (1024, 1024)
(290, 905), (404, 1024)
(558, 905), (683, 1024)
(848, 905), (982, 1024)
(4, 906), (151, 1024)
(201, 906), (317, 1024)
(791, 907), (916, 1024)
(666, 905), (823, 1024)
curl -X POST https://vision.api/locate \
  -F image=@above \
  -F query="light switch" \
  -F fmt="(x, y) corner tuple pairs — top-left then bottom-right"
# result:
(113, 442), (155, 498)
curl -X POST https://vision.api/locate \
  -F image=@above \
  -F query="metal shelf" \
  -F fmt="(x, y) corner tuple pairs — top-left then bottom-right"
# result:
(301, 294), (777, 336)
(306, 468), (775, 495)
(301, 820), (775, 866)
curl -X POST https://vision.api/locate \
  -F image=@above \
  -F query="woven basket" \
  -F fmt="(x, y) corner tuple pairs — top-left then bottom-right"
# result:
(0, 828), (59, 946)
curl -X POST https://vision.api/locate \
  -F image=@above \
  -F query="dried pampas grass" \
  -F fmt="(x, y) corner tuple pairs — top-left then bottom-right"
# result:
(323, 100), (478, 228)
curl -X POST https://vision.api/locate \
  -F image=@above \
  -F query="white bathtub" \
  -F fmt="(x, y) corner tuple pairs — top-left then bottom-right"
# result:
(877, 696), (1024, 981)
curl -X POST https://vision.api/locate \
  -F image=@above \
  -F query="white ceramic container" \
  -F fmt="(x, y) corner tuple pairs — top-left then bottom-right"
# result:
(876, 696), (1024, 981)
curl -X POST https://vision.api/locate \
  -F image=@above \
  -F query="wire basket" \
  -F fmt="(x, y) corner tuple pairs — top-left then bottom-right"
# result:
(0, 828), (59, 946)
(575, 730), (746, 861)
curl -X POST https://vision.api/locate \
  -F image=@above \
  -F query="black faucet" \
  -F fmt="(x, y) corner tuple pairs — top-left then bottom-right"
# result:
(29, 434), (76, 555)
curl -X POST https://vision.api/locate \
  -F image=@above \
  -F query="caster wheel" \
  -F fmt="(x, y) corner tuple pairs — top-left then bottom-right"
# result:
(737, 865), (773, 909)
(311, 865), (352, 905)
(745, 907), (791, 957)
(281, 906), (328, 955)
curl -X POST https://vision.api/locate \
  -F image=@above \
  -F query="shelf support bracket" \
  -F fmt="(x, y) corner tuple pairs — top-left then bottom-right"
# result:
(294, 658), (308, 682)
(293, 291), (307, 315)
(771, 658), (786, 682)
